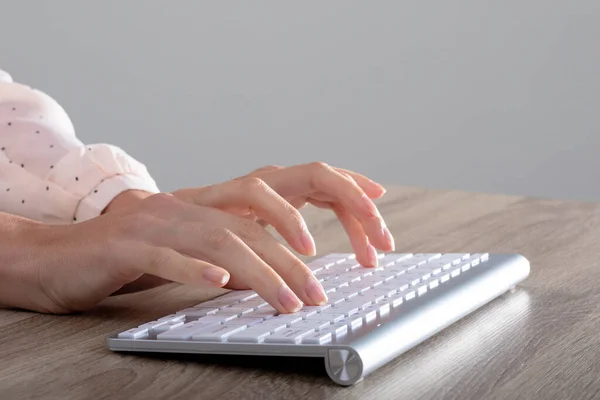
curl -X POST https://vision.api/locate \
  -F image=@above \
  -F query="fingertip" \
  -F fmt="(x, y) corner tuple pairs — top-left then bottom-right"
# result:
(202, 266), (230, 287)
(366, 244), (379, 267)
(278, 285), (303, 313)
(358, 178), (386, 198)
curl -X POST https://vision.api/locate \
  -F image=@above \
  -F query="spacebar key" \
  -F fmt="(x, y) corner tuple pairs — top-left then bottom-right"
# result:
(263, 327), (315, 344)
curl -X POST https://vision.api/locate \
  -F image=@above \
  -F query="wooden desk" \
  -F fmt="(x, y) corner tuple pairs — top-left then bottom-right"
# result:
(2, 186), (599, 400)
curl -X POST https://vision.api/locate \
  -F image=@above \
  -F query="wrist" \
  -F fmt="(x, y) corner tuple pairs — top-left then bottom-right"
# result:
(0, 213), (56, 312)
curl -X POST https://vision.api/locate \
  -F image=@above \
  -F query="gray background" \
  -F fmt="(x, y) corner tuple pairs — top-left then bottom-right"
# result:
(1, 1), (599, 201)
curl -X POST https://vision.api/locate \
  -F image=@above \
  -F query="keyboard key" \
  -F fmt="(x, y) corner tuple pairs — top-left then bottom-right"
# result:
(227, 328), (272, 343)
(118, 327), (149, 339)
(390, 294), (403, 308)
(195, 298), (240, 308)
(157, 314), (186, 324)
(225, 317), (265, 327)
(224, 290), (258, 302)
(263, 327), (316, 344)
(301, 331), (333, 345)
(328, 323), (349, 340)
(268, 314), (304, 326)
(375, 283), (399, 297)
(316, 303), (333, 312)
(470, 253), (489, 266)
(191, 324), (248, 342)
(378, 304), (391, 318)
(260, 320), (289, 332)
(194, 316), (227, 326)
(217, 306), (253, 316)
(156, 319), (222, 341)
(362, 307), (378, 324)
(347, 316), (363, 330)
(153, 321), (185, 334)
(310, 319), (334, 331)
(381, 253), (413, 264)
(177, 307), (219, 318)
(436, 254), (468, 264)
(246, 307), (278, 319)
(241, 298), (269, 309)
(294, 307), (319, 319)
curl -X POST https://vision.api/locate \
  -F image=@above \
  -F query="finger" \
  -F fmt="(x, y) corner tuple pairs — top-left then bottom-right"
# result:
(237, 164), (283, 180)
(226, 217), (328, 307)
(146, 215), (304, 313)
(252, 165), (283, 174)
(335, 168), (386, 199)
(260, 162), (394, 252)
(332, 204), (379, 267)
(178, 205), (327, 309)
(175, 177), (316, 256)
(128, 245), (231, 288)
(247, 165), (385, 199)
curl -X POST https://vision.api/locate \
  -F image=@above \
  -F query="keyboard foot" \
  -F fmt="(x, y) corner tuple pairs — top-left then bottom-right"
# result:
(325, 348), (363, 386)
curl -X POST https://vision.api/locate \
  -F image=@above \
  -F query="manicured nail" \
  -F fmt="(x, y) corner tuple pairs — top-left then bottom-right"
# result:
(370, 180), (386, 194)
(383, 227), (395, 250)
(380, 219), (395, 251)
(306, 275), (328, 305)
(367, 244), (378, 267)
(299, 227), (316, 256)
(278, 285), (302, 312)
(361, 194), (380, 218)
(202, 267), (229, 286)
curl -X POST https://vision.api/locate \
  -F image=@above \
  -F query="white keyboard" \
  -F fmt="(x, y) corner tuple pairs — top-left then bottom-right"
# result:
(107, 252), (530, 385)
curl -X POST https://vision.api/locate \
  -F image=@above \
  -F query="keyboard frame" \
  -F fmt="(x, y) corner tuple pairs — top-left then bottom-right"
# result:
(106, 253), (530, 386)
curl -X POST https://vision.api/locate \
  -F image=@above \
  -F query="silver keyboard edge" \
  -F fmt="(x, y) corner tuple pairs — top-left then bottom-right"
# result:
(106, 253), (530, 386)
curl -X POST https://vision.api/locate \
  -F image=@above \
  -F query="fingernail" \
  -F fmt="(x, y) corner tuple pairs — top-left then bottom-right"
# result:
(202, 267), (229, 286)
(370, 180), (386, 194)
(278, 285), (302, 312)
(367, 244), (378, 267)
(380, 219), (395, 251)
(383, 227), (395, 251)
(306, 275), (328, 305)
(361, 194), (380, 218)
(300, 227), (316, 256)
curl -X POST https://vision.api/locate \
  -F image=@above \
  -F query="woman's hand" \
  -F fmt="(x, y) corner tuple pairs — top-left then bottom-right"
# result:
(3, 192), (333, 314)
(173, 162), (394, 267)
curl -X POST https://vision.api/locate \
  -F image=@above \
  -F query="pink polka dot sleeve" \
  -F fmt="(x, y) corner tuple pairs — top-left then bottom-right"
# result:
(0, 70), (160, 224)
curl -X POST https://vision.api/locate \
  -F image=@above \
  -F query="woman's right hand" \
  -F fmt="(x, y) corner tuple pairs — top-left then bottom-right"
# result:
(1, 192), (333, 315)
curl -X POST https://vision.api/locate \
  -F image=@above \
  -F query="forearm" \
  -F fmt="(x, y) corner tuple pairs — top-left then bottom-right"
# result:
(0, 212), (50, 312)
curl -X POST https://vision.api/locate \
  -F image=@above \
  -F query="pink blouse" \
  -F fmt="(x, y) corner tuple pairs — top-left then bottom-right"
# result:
(0, 69), (160, 224)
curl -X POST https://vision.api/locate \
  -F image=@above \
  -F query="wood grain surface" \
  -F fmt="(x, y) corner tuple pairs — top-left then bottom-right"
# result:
(2, 186), (600, 400)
